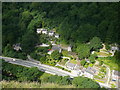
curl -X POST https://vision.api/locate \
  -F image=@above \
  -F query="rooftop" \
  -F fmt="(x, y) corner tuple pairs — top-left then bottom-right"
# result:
(113, 70), (120, 76)
(67, 62), (76, 68)
(52, 45), (61, 51)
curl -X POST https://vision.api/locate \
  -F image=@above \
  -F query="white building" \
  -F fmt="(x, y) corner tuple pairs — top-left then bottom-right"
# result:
(55, 34), (59, 38)
(84, 71), (94, 79)
(42, 29), (47, 34)
(48, 31), (54, 36)
(37, 28), (48, 34)
(66, 62), (76, 70)
(37, 28), (43, 34)
(68, 46), (72, 52)
(112, 70), (120, 81)
(82, 67), (97, 79)
(13, 43), (22, 51)
(48, 50), (54, 55)
(39, 43), (49, 47)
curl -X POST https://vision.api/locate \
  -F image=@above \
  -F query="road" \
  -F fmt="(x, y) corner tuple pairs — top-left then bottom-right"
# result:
(0, 56), (111, 88)
(0, 56), (77, 78)
(104, 65), (111, 85)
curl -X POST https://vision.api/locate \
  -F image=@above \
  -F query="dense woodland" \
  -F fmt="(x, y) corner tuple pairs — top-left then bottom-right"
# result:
(2, 2), (120, 50)
(2, 2), (120, 88)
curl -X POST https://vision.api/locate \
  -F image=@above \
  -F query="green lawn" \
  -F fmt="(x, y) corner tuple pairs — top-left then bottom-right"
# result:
(97, 57), (120, 71)
(95, 52), (112, 57)
(70, 59), (77, 64)
(59, 59), (68, 66)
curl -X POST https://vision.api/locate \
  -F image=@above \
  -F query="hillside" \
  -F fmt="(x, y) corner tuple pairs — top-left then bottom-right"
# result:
(1, 80), (75, 88)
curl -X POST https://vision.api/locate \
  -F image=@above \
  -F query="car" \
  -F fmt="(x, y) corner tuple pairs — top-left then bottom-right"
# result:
(13, 59), (16, 61)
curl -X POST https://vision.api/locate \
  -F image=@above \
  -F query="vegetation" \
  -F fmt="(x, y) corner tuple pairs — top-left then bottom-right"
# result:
(1, 81), (76, 88)
(2, 60), (44, 82)
(72, 76), (100, 88)
(51, 50), (62, 60)
(89, 37), (102, 51)
(2, 2), (120, 57)
(76, 44), (90, 59)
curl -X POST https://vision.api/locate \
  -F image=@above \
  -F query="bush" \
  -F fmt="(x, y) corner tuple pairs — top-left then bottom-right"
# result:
(72, 76), (100, 88)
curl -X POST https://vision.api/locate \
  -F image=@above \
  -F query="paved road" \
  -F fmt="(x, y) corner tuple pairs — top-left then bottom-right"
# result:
(0, 56), (77, 77)
(104, 65), (111, 85)
(0, 56), (111, 88)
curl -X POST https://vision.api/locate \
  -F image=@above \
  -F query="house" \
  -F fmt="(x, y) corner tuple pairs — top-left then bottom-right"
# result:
(83, 67), (98, 79)
(68, 46), (72, 52)
(84, 70), (94, 79)
(52, 45), (62, 53)
(55, 34), (59, 38)
(37, 28), (43, 34)
(39, 43), (49, 47)
(42, 29), (48, 34)
(112, 70), (120, 81)
(13, 43), (21, 51)
(48, 31), (54, 36)
(66, 62), (76, 70)
(85, 59), (90, 63)
(111, 46), (119, 51)
(50, 41), (56, 45)
(48, 50), (54, 55)
(37, 28), (48, 34)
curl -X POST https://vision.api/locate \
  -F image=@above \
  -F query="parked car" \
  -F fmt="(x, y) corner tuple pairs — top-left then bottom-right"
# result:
(13, 59), (16, 61)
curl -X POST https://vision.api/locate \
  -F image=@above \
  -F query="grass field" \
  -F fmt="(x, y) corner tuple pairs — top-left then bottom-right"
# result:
(59, 59), (68, 66)
(70, 59), (77, 64)
(97, 57), (120, 71)
(1, 80), (75, 88)
(95, 52), (112, 57)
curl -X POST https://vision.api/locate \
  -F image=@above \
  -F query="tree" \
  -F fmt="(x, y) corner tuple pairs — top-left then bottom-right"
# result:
(51, 50), (62, 60)
(90, 37), (103, 51)
(72, 76), (100, 88)
(76, 44), (90, 59)
(88, 54), (96, 64)
(21, 31), (38, 54)
(80, 60), (87, 66)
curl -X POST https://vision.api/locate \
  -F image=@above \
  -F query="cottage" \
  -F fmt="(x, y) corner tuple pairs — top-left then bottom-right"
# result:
(39, 43), (49, 47)
(112, 70), (120, 81)
(48, 50), (54, 55)
(83, 67), (97, 79)
(55, 34), (59, 38)
(48, 31), (54, 36)
(42, 29), (48, 34)
(111, 46), (119, 51)
(66, 62), (76, 70)
(52, 45), (62, 53)
(68, 46), (72, 52)
(37, 28), (43, 34)
(13, 43), (21, 51)
(84, 70), (94, 79)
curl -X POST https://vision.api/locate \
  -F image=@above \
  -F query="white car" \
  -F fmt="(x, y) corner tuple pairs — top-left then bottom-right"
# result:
(13, 59), (16, 61)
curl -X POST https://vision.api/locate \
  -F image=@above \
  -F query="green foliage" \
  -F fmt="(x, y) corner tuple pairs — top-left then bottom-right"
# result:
(46, 75), (72, 85)
(90, 37), (102, 51)
(76, 44), (90, 59)
(21, 31), (38, 54)
(89, 54), (96, 64)
(99, 61), (103, 66)
(80, 60), (87, 66)
(72, 76), (100, 88)
(3, 44), (27, 60)
(51, 50), (62, 60)
(2, 60), (44, 82)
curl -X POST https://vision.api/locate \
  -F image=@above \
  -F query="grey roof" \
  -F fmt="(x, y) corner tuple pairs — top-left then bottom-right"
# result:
(114, 70), (120, 76)
(67, 63), (76, 68)
(52, 45), (61, 51)
(86, 67), (96, 75)
(49, 31), (54, 33)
